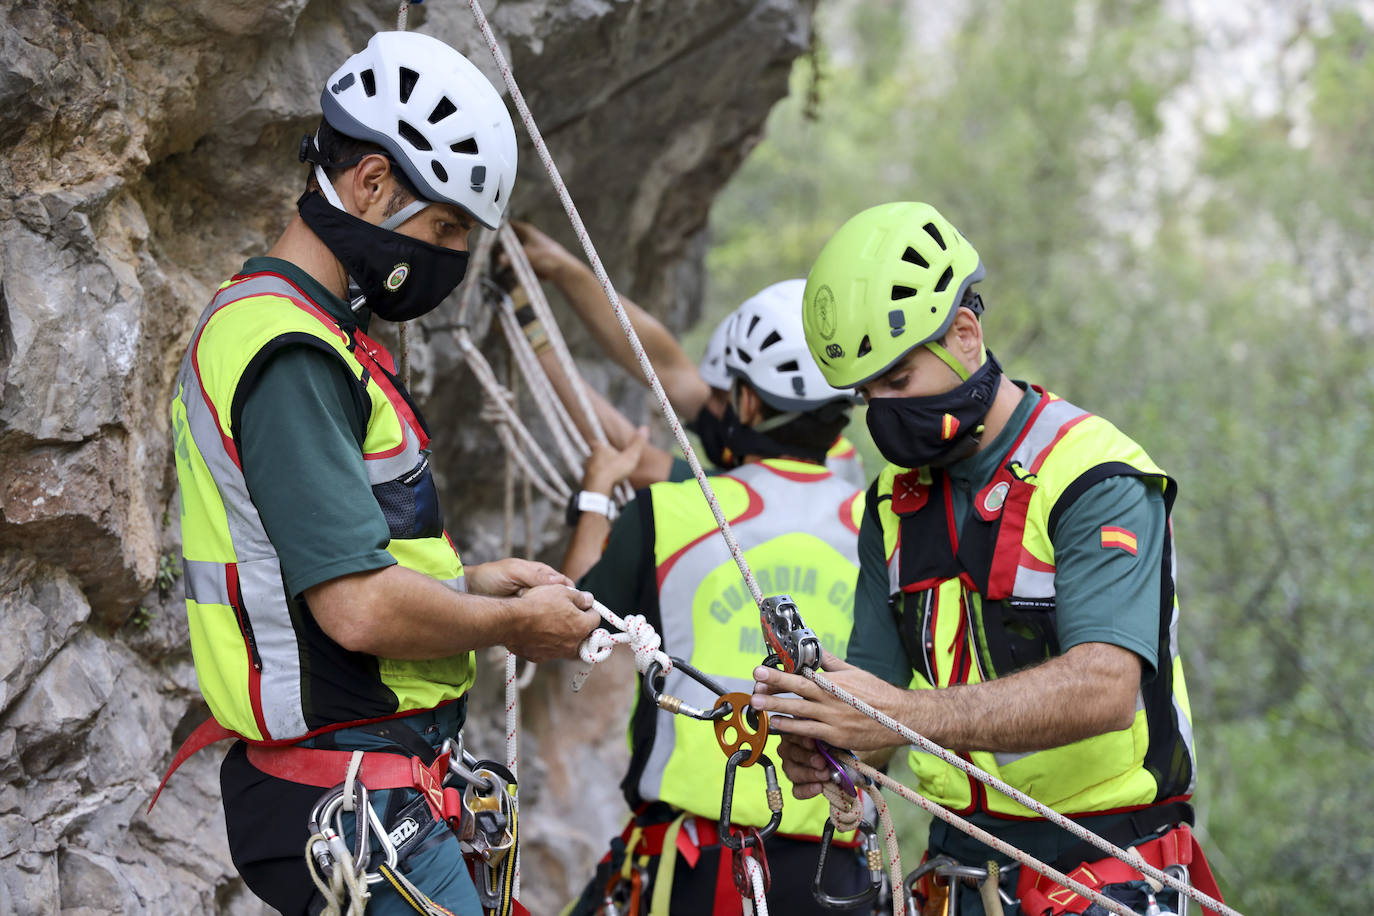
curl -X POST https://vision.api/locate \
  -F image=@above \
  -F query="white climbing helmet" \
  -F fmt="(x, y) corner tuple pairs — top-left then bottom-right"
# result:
(319, 31), (518, 229)
(723, 279), (859, 412)
(697, 314), (734, 392)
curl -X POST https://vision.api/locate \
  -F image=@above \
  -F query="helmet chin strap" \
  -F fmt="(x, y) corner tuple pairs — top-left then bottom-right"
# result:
(924, 341), (988, 383)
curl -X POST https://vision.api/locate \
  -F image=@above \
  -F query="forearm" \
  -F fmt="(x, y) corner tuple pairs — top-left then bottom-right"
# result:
(900, 643), (1141, 753)
(562, 512), (612, 582)
(306, 565), (519, 660)
(545, 261), (709, 415)
(536, 347), (635, 447)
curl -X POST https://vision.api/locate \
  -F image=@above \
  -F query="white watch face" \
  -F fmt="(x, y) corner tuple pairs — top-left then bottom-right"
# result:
(578, 491), (616, 519)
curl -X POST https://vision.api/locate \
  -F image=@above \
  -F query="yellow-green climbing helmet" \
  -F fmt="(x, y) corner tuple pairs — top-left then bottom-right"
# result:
(802, 202), (985, 389)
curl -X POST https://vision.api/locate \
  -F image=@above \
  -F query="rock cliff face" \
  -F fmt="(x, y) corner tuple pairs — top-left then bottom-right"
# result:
(0, 1), (813, 912)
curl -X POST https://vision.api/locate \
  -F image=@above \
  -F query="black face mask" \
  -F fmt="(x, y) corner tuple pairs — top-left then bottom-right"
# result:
(691, 402), (829, 468)
(865, 350), (1004, 469)
(297, 190), (469, 322)
(692, 403), (743, 469)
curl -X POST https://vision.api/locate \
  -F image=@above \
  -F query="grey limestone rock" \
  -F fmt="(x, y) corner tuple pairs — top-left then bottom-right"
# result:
(0, 0), (814, 911)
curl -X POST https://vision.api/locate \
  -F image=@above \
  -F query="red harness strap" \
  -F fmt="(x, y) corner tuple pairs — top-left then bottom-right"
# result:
(244, 743), (465, 830)
(1016, 824), (1225, 916)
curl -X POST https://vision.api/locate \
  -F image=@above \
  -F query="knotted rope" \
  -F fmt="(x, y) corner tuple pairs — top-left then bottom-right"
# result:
(573, 600), (672, 692)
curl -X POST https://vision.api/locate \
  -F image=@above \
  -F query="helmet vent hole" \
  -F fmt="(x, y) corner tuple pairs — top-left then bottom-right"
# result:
(778, 360), (800, 372)
(857, 335), (872, 358)
(934, 267), (953, 293)
(923, 222), (946, 249)
(747, 315), (761, 335)
(397, 120), (432, 151)
(901, 246), (929, 269)
(431, 160), (449, 183)
(494, 184), (502, 203)
(737, 350), (753, 364)
(760, 330), (782, 350)
(891, 285), (918, 301)
(398, 67), (420, 104)
(360, 69), (377, 98)
(450, 137), (479, 155)
(429, 97), (457, 124)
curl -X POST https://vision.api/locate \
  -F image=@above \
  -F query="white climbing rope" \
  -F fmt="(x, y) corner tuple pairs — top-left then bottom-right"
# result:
(491, 230), (633, 505)
(573, 599), (672, 692)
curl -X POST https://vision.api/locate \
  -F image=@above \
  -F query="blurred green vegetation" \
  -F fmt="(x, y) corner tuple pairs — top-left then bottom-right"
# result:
(696, 1), (1374, 911)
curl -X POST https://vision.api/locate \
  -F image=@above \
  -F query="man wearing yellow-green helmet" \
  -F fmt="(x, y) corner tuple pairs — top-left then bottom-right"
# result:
(751, 202), (1226, 914)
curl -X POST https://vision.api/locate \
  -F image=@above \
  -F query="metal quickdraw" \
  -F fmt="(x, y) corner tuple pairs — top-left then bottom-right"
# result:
(813, 819), (884, 910)
(759, 594), (822, 674)
(716, 691), (783, 850)
(642, 656), (733, 721)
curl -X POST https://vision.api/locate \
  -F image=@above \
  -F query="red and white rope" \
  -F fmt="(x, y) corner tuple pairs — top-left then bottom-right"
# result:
(467, 0), (765, 610)
(744, 854), (770, 916)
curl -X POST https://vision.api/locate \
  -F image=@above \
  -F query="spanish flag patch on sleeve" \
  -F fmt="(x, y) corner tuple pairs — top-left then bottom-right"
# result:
(1100, 526), (1138, 555)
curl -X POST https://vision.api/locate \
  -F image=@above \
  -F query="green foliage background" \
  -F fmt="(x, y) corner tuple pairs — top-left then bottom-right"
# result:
(696, 2), (1374, 911)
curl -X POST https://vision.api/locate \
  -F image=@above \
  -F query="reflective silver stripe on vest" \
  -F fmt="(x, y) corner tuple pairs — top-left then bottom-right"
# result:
(183, 558), (232, 606)
(363, 430), (424, 485)
(176, 274), (345, 739)
(637, 465), (860, 803)
(1006, 398), (1089, 598)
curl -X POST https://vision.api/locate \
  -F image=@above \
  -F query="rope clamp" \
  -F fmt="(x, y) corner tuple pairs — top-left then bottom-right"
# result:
(905, 855), (1010, 915)
(718, 749), (783, 849)
(759, 594), (821, 674)
(813, 818), (883, 909)
(729, 828), (772, 898)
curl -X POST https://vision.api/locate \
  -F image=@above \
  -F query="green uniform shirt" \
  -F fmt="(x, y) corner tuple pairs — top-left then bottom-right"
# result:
(234, 257), (397, 598)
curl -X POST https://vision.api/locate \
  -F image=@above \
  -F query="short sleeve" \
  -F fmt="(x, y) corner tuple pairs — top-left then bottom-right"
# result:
(238, 345), (396, 597)
(1051, 475), (1166, 679)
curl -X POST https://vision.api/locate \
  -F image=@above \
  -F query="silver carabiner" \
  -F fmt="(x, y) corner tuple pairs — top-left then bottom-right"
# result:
(311, 784), (399, 885)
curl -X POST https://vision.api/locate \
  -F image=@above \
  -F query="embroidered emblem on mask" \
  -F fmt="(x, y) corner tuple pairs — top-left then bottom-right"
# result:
(385, 262), (410, 291)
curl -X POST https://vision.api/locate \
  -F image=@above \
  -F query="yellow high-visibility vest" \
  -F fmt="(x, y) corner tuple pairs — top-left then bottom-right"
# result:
(171, 270), (471, 743)
(873, 389), (1194, 817)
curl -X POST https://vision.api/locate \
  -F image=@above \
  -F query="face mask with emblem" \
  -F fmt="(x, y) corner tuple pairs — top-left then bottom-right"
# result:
(297, 186), (469, 322)
(865, 348), (1003, 469)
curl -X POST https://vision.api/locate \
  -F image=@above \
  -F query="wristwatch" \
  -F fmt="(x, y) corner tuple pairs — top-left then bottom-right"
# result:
(564, 490), (619, 526)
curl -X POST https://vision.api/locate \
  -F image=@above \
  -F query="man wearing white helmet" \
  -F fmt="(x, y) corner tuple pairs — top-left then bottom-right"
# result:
(510, 223), (867, 490)
(167, 31), (598, 915)
(558, 282), (875, 915)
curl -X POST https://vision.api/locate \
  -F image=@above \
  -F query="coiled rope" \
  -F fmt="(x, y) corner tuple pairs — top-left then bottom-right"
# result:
(464, 3), (1242, 914)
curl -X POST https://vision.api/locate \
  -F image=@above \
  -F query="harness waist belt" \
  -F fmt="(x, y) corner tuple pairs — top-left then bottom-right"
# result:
(246, 744), (464, 829)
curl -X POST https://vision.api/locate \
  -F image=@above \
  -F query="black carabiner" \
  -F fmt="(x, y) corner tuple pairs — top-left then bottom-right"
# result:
(813, 818), (883, 910)
(642, 657), (734, 721)
(760, 595), (822, 674)
(718, 748), (783, 850)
